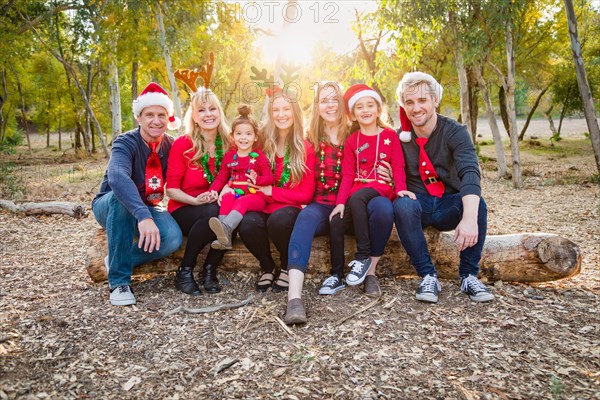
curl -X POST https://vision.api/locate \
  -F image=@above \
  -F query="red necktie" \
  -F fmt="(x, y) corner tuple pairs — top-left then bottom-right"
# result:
(415, 137), (445, 197)
(145, 141), (164, 205)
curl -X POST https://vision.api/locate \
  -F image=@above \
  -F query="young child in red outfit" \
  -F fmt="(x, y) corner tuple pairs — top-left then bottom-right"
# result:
(330, 84), (415, 287)
(209, 104), (272, 249)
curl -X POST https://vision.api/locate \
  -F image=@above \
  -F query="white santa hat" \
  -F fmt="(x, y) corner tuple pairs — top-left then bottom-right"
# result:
(399, 106), (412, 143)
(343, 84), (382, 115)
(132, 82), (181, 130)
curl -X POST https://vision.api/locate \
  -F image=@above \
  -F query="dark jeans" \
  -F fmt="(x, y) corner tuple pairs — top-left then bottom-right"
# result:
(238, 207), (301, 274)
(171, 203), (225, 270)
(393, 193), (487, 278)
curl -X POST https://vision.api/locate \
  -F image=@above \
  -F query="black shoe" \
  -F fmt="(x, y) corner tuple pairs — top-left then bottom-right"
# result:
(272, 270), (289, 293)
(202, 264), (221, 294)
(175, 266), (202, 296)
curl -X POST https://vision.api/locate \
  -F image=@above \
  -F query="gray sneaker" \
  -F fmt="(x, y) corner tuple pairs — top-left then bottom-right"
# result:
(346, 258), (372, 286)
(460, 275), (495, 302)
(109, 285), (136, 306)
(319, 275), (346, 295)
(416, 274), (441, 303)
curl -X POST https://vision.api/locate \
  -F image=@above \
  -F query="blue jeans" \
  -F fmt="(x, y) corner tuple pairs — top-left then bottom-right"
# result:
(288, 197), (394, 274)
(92, 192), (183, 287)
(393, 193), (487, 278)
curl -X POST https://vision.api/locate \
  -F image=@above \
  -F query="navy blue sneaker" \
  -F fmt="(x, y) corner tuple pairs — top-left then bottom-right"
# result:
(416, 274), (441, 303)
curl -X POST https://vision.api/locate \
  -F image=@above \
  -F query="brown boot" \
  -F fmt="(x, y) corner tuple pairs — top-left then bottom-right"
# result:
(284, 298), (307, 325)
(363, 275), (382, 298)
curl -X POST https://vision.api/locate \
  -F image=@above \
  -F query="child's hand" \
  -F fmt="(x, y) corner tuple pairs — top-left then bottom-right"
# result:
(329, 204), (345, 221)
(247, 183), (272, 196)
(218, 186), (234, 205)
(245, 170), (257, 184)
(397, 190), (416, 200)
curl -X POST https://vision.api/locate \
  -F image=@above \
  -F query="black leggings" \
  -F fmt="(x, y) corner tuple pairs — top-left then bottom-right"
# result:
(238, 207), (301, 274)
(171, 203), (225, 269)
(345, 188), (381, 260)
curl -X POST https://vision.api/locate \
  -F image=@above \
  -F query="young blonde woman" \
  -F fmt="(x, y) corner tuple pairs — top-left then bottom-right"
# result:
(284, 82), (396, 324)
(238, 88), (316, 293)
(166, 88), (230, 296)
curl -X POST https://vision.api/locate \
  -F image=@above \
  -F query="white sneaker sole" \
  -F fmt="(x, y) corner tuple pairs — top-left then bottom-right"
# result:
(468, 292), (495, 302)
(109, 296), (136, 306)
(416, 293), (439, 303)
(319, 284), (346, 295)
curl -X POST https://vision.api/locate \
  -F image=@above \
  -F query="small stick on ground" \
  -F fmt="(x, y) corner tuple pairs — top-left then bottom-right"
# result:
(273, 316), (295, 338)
(165, 295), (253, 316)
(335, 298), (381, 326)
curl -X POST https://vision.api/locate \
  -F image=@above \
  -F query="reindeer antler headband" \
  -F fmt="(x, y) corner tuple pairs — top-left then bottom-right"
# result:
(175, 51), (215, 94)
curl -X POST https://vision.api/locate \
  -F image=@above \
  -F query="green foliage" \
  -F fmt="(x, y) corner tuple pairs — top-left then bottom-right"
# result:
(550, 375), (565, 399)
(0, 162), (27, 200)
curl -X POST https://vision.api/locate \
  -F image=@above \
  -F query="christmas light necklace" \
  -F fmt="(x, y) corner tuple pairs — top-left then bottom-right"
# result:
(319, 139), (343, 192)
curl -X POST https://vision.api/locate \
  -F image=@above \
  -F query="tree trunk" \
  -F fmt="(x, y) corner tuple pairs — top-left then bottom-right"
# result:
(131, 59), (138, 128)
(58, 107), (62, 151)
(498, 85), (510, 133)
(448, 10), (472, 139)
(564, 0), (600, 175)
(519, 86), (549, 141)
(45, 96), (50, 148)
(557, 102), (567, 136)
(505, 22), (523, 188)
(109, 57), (122, 142)
(83, 62), (94, 154)
(155, 2), (182, 128)
(474, 65), (508, 179)
(468, 67), (479, 140)
(0, 68), (6, 144)
(86, 228), (581, 284)
(8, 62), (33, 155)
(545, 105), (557, 135)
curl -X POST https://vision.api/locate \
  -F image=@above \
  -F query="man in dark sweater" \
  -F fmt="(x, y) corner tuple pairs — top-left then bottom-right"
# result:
(92, 83), (183, 306)
(393, 72), (494, 303)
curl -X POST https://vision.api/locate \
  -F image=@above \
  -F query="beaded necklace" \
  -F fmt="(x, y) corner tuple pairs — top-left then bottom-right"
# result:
(319, 139), (343, 192)
(200, 134), (223, 184)
(355, 130), (380, 183)
(273, 146), (291, 188)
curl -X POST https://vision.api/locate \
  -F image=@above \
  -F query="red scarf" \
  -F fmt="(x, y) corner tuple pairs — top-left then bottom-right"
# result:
(415, 137), (445, 197)
(145, 141), (164, 205)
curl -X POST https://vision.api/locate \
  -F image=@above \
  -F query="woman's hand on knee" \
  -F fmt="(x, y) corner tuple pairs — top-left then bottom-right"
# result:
(329, 204), (345, 221)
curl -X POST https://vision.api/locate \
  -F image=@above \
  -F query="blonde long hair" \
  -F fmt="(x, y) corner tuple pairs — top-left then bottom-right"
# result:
(262, 91), (306, 186)
(183, 88), (230, 166)
(308, 82), (349, 146)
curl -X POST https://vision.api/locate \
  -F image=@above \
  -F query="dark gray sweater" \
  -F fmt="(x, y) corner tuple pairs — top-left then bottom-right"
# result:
(92, 128), (174, 222)
(400, 114), (481, 197)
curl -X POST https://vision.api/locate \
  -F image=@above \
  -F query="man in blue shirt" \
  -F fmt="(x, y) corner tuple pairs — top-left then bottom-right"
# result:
(393, 72), (494, 304)
(92, 83), (183, 306)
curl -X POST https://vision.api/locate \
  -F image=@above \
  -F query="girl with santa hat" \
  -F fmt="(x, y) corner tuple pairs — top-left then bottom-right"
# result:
(329, 84), (415, 298)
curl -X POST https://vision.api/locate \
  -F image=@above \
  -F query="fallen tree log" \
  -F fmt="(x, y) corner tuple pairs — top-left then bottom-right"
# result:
(0, 199), (87, 219)
(86, 227), (581, 283)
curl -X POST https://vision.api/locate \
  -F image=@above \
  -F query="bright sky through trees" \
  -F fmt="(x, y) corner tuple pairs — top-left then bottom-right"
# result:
(240, 0), (379, 64)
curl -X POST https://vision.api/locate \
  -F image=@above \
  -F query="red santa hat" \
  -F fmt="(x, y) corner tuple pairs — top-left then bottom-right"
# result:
(399, 106), (412, 142)
(343, 84), (382, 115)
(132, 82), (181, 130)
